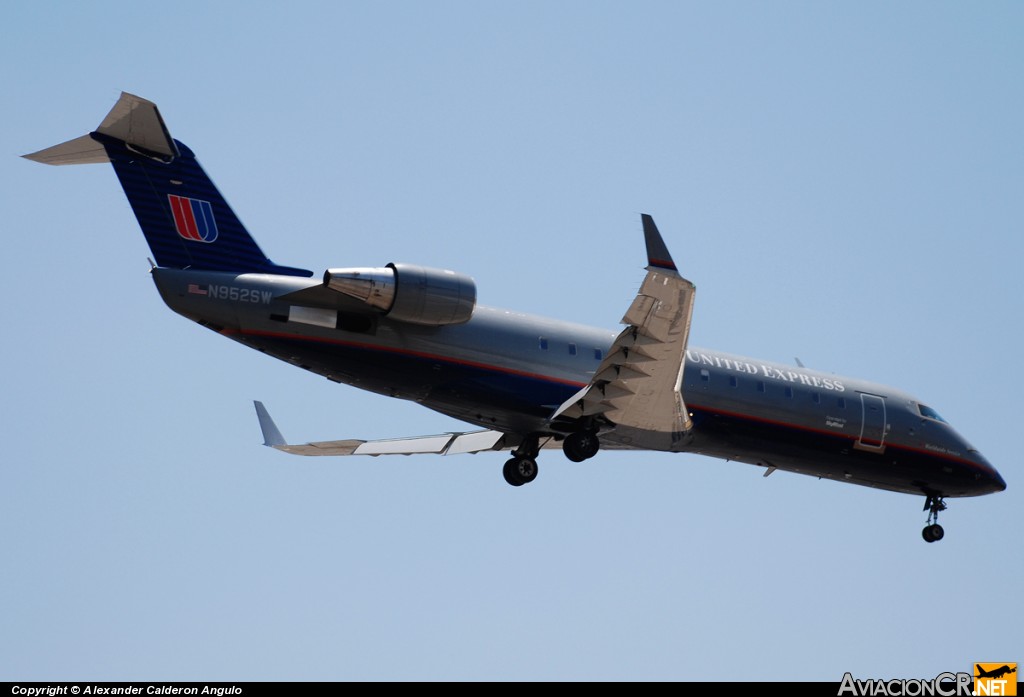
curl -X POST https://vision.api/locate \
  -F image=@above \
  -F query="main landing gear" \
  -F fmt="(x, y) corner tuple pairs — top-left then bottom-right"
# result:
(562, 429), (600, 463)
(922, 495), (947, 543)
(502, 430), (603, 486)
(503, 455), (538, 487)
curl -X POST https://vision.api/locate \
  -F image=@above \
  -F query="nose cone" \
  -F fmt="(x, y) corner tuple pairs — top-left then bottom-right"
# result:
(974, 453), (1007, 495)
(990, 466), (1008, 493)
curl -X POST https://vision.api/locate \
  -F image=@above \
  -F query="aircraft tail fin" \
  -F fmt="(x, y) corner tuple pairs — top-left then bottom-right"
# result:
(24, 92), (312, 277)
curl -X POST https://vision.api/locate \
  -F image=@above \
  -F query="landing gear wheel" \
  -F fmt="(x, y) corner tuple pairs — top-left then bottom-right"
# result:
(922, 524), (944, 543)
(503, 459), (524, 487)
(563, 430), (600, 462)
(503, 457), (538, 486)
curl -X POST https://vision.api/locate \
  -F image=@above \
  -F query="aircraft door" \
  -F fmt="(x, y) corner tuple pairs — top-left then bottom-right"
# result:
(855, 393), (887, 453)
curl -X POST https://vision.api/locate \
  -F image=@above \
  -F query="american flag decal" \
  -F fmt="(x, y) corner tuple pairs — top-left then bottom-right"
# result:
(168, 194), (219, 243)
(188, 284), (209, 296)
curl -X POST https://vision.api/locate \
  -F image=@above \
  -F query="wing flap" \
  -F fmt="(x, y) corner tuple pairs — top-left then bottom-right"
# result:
(276, 440), (365, 456)
(355, 434), (455, 455)
(445, 430), (506, 455)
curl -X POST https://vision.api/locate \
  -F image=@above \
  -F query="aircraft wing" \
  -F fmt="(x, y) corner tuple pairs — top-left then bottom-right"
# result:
(551, 214), (696, 438)
(254, 401), (562, 456)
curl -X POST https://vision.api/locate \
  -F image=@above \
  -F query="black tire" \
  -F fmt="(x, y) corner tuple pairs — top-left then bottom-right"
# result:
(563, 430), (600, 462)
(564, 446), (587, 463)
(503, 458), (524, 487)
(922, 524), (945, 543)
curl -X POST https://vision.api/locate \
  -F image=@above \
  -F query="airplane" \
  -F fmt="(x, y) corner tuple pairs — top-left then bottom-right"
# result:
(976, 666), (1017, 680)
(24, 92), (1006, 543)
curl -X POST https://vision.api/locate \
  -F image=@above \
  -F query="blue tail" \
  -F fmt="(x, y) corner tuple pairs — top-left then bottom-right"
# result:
(24, 93), (312, 278)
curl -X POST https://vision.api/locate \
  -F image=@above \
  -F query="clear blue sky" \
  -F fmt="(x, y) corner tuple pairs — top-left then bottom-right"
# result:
(2, 1), (1021, 681)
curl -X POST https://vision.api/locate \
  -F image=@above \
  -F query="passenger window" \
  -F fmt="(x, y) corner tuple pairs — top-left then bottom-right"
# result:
(784, 387), (793, 398)
(700, 369), (710, 382)
(594, 348), (602, 360)
(539, 337), (548, 350)
(568, 343), (577, 356)
(812, 392), (820, 404)
(837, 397), (846, 409)
(757, 381), (766, 393)
(729, 376), (738, 388)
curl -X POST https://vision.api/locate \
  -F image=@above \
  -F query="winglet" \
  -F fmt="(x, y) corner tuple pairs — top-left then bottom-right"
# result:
(254, 401), (287, 447)
(641, 214), (678, 272)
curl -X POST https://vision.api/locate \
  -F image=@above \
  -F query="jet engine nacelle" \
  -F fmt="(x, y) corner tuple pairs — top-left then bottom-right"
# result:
(323, 263), (476, 326)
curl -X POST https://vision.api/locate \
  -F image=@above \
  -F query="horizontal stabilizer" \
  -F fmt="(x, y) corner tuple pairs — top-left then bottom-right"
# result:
(24, 92), (177, 165)
(22, 134), (110, 165)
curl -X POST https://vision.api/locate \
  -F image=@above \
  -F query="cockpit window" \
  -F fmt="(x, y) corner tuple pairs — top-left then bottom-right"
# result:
(918, 404), (947, 423)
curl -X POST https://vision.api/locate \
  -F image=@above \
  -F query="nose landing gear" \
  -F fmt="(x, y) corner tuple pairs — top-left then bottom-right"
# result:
(922, 495), (947, 543)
